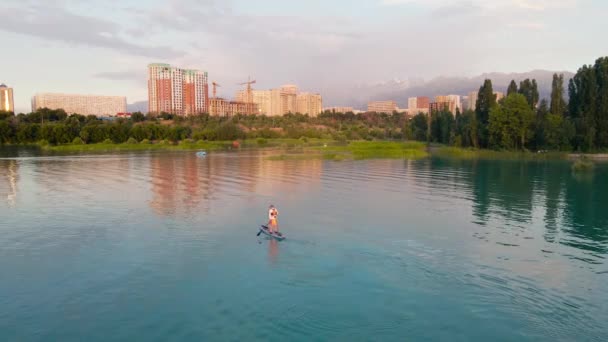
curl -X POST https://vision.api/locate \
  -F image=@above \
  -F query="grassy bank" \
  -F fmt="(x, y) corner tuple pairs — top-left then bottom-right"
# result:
(268, 141), (429, 161)
(37, 137), (335, 153)
(22, 140), (598, 163)
(432, 146), (568, 160)
(39, 140), (232, 153)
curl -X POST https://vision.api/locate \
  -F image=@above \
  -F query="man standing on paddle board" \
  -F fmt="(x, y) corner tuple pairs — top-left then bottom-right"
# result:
(268, 205), (279, 234)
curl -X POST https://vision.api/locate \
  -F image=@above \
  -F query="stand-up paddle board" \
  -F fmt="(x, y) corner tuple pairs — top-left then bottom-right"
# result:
(258, 225), (286, 241)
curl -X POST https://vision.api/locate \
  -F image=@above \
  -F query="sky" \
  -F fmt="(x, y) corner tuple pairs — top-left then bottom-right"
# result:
(1, 0), (607, 112)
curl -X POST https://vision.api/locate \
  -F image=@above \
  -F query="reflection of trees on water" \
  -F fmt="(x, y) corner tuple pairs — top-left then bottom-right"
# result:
(426, 159), (608, 255)
(0, 160), (19, 207)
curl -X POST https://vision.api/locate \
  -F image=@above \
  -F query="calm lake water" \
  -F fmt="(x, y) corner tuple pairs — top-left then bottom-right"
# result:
(1, 149), (607, 341)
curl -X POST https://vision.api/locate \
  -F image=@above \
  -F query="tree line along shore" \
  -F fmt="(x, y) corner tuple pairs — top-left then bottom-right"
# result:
(1, 57), (607, 159)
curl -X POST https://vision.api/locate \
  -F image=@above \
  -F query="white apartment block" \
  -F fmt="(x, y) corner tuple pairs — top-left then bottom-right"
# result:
(368, 101), (397, 113)
(31, 93), (126, 116)
(296, 93), (323, 116)
(408, 97), (418, 110)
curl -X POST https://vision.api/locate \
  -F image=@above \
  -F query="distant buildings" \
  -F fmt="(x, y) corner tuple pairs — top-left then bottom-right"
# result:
(208, 98), (258, 117)
(324, 106), (354, 113)
(236, 84), (322, 116)
(432, 95), (461, 114)
(0, 84), (14, 113)
(148, 63), (209, 115)
(296, 93), (323, 116)
(467, 91), (478, 111)
(367, 101), (397, 113)
(407, 96), (430, 115)
(466, 91), (505, 111)
(235, 90), (272, 115)
(494, 91), (505, 102)
(429, 102), (450, 114)
(31, 93), (127, 116)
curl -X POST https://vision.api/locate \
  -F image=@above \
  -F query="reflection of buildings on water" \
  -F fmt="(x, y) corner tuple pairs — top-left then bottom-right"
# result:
(149, 152), (263, 216)
(148, 152), (324, 217)
(254, 153), (322, 198)
(0, 160), (18, 207)
(149, 154), (209, 216)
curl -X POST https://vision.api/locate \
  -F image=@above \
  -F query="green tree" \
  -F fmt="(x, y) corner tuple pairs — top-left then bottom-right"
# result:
(0, 121), (12, 144)
(409, 113), (428, 141)
(518, 79), (540, 109)
(475, 79), (497, 147)
(534, 99), (549, 149)
(550, 73), (566, 116)
(488, 93), (535, 150)
(594, 57), (608, 147)
(507, 80), (518, 96)
(131, 112), (145, 122)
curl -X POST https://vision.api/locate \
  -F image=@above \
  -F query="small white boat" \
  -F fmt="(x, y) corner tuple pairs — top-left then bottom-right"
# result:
(196, 151), (207, 158)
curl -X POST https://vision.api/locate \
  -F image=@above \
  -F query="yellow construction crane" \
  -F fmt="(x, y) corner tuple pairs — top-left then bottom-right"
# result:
(212, 81), (220, 99)
(238, 77), (256, 115)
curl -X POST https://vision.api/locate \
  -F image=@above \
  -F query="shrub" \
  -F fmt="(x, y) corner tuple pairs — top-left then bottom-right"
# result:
(103, 138), (113, 144)
(257, 137), (268, 145)
(180, 138), (194, 145)
(140, 139), (150, 144)
(38, 139), (49, 146)
(72, 137), (84, 145)
(126, 137), (138, 144)
(572, 157), (594, 173)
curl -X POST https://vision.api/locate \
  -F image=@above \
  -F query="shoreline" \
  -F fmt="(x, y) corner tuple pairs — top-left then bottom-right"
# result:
(4, 140), (607, 162)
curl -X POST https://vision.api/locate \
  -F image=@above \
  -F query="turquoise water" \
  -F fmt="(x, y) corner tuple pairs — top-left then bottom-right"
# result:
(0, 149), (606, 341)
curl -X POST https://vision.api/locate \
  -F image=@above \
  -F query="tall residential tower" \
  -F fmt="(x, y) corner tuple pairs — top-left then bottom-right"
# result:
(148, 63), (209, 115)
(0, 84), (14, 113)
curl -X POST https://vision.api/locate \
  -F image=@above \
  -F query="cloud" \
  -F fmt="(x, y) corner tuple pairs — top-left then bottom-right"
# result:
(93, 71), (144, 81)
(508, 22), (546, 30)
(0, 2), (183, 59)
(381, 0), (578, 11)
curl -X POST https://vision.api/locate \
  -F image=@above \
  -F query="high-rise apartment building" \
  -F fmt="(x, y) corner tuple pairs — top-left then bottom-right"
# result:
(368, 101), (397, 113)
(407, 96), (430, 115)
(148, 63), (208, 115)
(0, 84), (14, 113)
(31, 93), (126, 116)
(467, 91), (478, 111)
(429, 102), (447, 113)
(408, 97), (417, 110)
(280, 85), (298, 114)
(416, 96), (430, 109)
(236, 89), (272, 115)
(296, 93), (323, 116)
(235, 84), (322, 116)
(467, 91), (504, 111)
(434, 95), (461, 114)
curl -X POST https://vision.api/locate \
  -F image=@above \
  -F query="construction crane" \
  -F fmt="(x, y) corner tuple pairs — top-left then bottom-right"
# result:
(238, 77), (256, 115)
(212, 81), (220, 99)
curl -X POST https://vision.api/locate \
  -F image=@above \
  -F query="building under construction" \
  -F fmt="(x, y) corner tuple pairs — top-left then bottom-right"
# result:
(208, 77), (258, 116)
(208, 98), (258, 117)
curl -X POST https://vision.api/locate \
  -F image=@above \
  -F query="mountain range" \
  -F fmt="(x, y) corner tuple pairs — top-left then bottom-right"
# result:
(344, 70), (575, 109)
(128, 70), (575, 112)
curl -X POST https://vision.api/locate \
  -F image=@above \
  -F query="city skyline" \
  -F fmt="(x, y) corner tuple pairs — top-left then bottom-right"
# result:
(2, 0), (606, 113)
